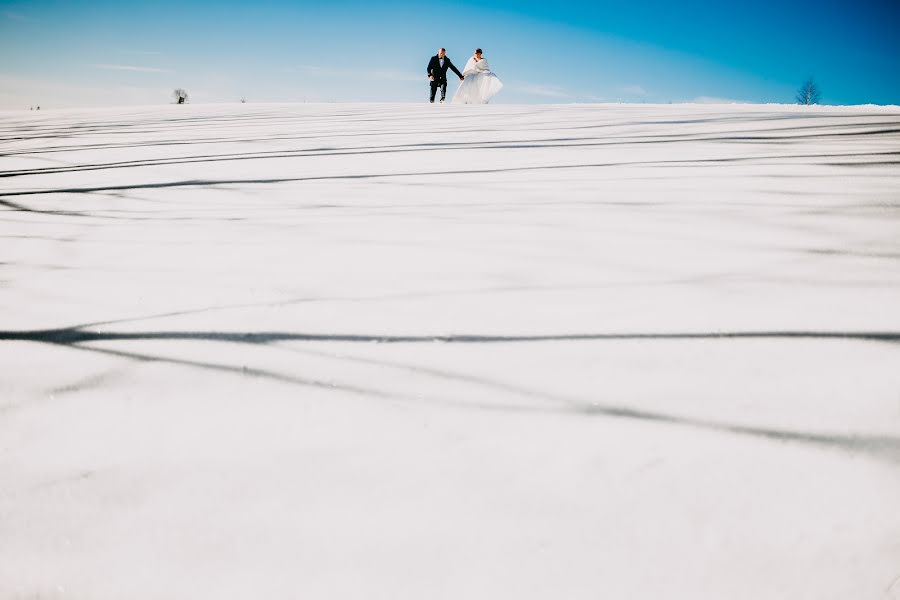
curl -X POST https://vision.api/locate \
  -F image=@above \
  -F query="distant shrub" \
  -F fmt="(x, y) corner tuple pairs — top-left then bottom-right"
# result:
(174, 88), (188, 104)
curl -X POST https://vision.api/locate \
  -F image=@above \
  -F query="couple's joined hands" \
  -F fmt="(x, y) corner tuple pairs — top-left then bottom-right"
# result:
(429, 75), (465, 81)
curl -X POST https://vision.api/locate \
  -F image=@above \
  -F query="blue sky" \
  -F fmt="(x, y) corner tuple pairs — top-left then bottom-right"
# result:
(1, 0), (898, 107)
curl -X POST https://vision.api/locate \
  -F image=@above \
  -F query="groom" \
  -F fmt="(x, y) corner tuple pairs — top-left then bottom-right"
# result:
(426, 48), (464, 103)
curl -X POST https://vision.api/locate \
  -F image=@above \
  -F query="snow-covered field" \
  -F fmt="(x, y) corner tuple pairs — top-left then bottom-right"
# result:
(2, 102), (900, 599)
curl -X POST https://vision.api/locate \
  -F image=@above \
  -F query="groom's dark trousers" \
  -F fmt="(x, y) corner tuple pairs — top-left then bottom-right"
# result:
(430, 80), (446, 103)
(430, 80), (447, 103)
(427, 54), (463, 102)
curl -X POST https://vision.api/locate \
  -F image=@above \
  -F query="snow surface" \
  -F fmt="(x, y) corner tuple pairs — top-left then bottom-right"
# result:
(2, 102), (900, 599)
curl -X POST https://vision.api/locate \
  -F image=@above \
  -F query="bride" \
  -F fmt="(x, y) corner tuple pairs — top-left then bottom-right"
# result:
(452, 48), (503, 104)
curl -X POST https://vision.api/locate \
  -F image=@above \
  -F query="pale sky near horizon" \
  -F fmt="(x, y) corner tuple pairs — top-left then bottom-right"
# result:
(1, 0), (899, 108)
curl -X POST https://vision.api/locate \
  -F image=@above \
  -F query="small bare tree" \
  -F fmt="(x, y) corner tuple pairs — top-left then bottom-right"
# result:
(173, 88), (188, 104)
(796, 78), (821, 105)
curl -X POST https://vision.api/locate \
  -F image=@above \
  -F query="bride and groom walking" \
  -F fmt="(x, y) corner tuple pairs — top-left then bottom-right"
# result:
(426, 48), (503, 104)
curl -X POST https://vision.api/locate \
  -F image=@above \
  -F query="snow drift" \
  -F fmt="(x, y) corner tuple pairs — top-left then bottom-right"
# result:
(2, 102), (900, 599)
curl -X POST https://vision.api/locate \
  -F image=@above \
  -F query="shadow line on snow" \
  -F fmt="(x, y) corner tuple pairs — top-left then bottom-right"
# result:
(3, 328), (900, 345)
(285, 344), (900, 462)
(3, 154), (897, 199)
(1, 139), (898, 179)
(2, 112), (894, 153)
(2, 113), (897, 160)
(17, 329), (900, 464)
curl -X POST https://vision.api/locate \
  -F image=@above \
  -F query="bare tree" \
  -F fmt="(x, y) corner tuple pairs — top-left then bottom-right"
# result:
(796, 77), (821, 105)
(173, 88), (188, 104)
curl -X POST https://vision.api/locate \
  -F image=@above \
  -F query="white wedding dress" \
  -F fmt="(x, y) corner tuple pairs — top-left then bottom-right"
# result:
(452, 57), (503, 104)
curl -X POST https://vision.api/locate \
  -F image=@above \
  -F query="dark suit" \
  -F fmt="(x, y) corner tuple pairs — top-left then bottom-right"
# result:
(426, 54), (463, 102)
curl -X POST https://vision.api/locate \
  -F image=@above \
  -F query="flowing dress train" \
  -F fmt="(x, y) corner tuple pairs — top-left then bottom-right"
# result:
(452, 57), (503, 104)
